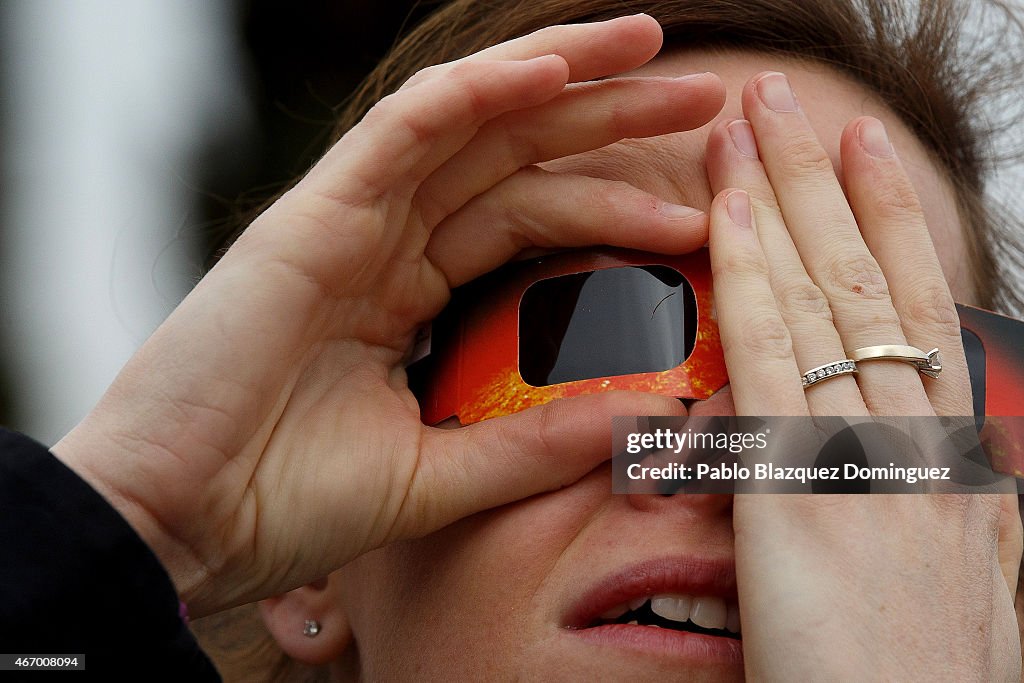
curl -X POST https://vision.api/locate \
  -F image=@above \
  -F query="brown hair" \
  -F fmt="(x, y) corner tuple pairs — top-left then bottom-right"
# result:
(335, 0), (1024, 313)
(197, 1), (1024, 679)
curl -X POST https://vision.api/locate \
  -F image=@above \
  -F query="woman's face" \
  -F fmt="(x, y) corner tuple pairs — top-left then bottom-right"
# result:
(327, 51), (974, 681)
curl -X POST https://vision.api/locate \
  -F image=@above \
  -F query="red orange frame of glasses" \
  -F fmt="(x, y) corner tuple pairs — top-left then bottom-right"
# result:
(411, 248), (1024, 477)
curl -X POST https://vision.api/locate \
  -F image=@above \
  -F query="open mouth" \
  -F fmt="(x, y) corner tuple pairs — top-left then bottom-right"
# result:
(587, 595), (741, 640)
(563, 559), (743, 665)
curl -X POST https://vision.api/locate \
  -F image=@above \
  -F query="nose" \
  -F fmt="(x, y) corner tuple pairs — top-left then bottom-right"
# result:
(688, 385), (736, 417)
(626, 491), (734, 515)
(623, 387), (737, 515)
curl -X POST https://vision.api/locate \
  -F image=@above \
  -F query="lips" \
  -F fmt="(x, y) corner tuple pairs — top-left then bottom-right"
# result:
(562, 557), (742, 664)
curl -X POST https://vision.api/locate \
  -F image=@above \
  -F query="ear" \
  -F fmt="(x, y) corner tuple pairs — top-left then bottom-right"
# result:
(259, 574), (352, 665)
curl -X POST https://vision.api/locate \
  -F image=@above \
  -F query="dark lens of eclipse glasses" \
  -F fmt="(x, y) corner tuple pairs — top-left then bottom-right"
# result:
(517, 266), (991, 415)
(518, 265), (697, 386)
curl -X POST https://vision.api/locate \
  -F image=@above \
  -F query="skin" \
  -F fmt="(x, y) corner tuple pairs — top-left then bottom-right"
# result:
(259, 47), (1022, 681)
(42, 14), (1019, 678)
(53, 15), (719, 613)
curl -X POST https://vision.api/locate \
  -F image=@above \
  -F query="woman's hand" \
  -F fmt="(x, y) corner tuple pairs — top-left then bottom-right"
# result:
(704, 71), (1022, 679)
(52, 15), (725, 615)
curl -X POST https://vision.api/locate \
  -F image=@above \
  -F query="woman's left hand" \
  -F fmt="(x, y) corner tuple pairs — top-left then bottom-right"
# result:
(703, 71), (1022, 679)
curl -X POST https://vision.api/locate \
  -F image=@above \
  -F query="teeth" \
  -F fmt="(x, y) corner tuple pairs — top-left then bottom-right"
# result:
(726, 605), (741, 634)
(599, 604), (628, 620)
(689, 596), (727, 631)
(604, 594), (739, 635)
(627, 619), (639, 625)
(650, 595), (693, 623)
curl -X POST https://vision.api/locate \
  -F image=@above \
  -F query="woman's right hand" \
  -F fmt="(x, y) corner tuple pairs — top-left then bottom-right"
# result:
(53, 15), (725, 616)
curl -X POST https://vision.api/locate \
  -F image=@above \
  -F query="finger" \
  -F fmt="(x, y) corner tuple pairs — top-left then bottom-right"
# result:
(706, 118), (867, 416)
(709, 189), (807, 416)
(997, 493), (1022, 597)
(426, 167), (707, 286)
(401, 14), (664, 88)
(742, 72), (932, 415)
(404, 391), (687, 537)
(840, 116), (971, 416)
(304, 55), (571, 205)
(415, 73), (726, 227)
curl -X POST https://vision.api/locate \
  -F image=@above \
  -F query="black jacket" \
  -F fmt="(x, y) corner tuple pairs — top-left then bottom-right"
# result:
(0, 428), (219, 680)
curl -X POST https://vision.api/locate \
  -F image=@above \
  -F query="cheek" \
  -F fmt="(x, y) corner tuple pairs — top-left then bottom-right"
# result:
(338, 490), (599, 677)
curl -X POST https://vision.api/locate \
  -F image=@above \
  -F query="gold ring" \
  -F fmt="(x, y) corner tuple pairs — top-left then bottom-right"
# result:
(848, 345), (941, 378)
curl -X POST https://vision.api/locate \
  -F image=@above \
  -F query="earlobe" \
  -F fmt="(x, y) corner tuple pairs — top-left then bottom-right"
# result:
(259, 575), (352, 666)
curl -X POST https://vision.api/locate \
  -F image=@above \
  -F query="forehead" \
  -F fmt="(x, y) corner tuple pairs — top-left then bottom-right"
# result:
(542, 49), (976, 303)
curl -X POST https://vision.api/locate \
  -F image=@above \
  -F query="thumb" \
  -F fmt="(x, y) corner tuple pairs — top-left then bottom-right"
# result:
(997, 492), (1022, 597)
(400, 391), (688, 538)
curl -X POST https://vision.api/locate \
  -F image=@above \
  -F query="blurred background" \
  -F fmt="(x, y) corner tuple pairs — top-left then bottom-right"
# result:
(0, 0), (428, 444)
(1, 1), (1022, 446)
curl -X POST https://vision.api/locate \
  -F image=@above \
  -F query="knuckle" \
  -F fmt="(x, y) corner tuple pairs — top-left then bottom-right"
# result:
(596, 179), (650, 213)
(723, 312), (794, 360)
(776, 279), (834, 323)
(579, 180), (619, 215)
(488, 418), (527, 468)
(498, 126), (543, 170)
(901, 278), (959, 330)
(531, 403), (566, 467)
(501, 199), (548, 244)
(401, 63), (444, 90)
(824, 253), (890, 301)
(413, 188), (459, 228)
(444, 60), (477, 81)
(531, 24), (561, 43)
(444, 62), (490, 122)
(366, 93), (433, 146)
(715, 246), (771, 282)
(606, 102), (633, 141)
(869, 174), (925, 221)
(778, 136), (836, 179)
(748, 186), (782, 215)
(363, 92), (399, 125)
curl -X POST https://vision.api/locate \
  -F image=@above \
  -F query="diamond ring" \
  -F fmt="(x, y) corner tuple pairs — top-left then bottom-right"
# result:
(801, 359), (858, 389)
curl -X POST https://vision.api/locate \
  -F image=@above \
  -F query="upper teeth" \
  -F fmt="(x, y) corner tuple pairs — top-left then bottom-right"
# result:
(605, 595), (740, 634)
(650, 595), (692, 622)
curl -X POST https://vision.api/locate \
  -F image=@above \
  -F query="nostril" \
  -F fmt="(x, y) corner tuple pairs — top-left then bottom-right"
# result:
(658, 477), (688, 496)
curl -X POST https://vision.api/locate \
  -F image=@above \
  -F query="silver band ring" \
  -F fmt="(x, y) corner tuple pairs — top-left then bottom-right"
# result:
(848, 345), (942, 378)
(801, 359), (858, 389)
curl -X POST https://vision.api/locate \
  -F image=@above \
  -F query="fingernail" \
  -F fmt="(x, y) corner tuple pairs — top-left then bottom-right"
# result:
(727, 120), (758, 158)
(756, 72), (798, 112)
(726, 190), (752, 228)
(858, 117), (894, 158)
(660, 203), (704, 219)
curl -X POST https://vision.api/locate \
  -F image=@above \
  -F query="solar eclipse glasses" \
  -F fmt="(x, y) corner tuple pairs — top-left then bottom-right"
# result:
(409, 248), (1024, 428)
